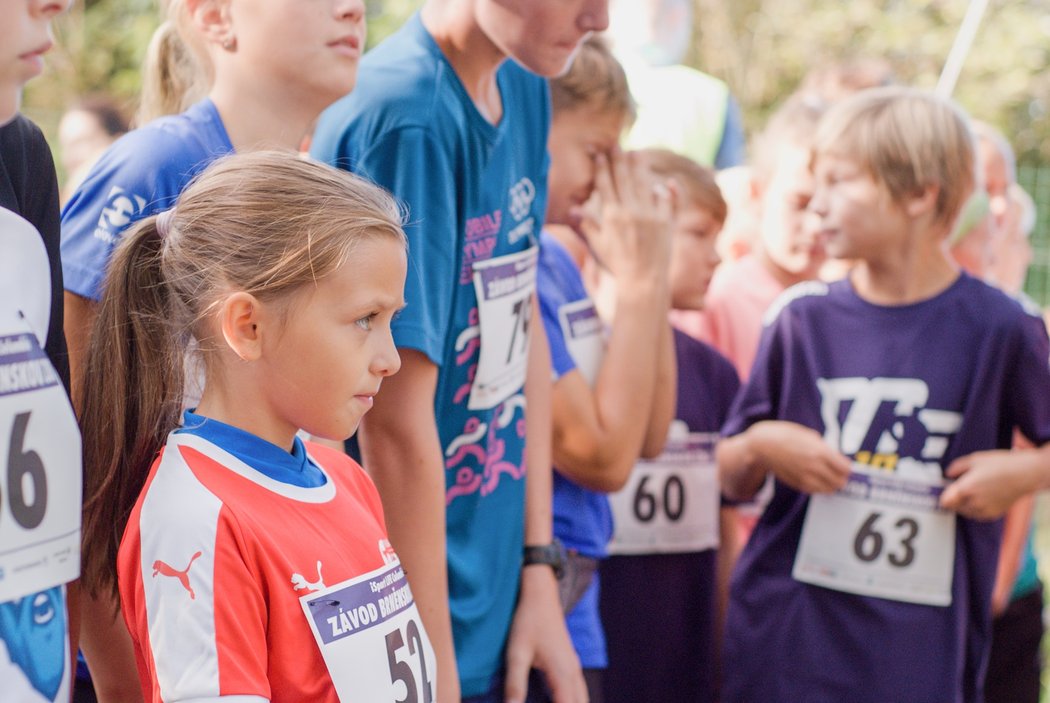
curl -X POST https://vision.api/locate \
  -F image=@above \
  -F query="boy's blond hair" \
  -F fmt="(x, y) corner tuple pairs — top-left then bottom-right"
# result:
(638, 148), (727, 224)
(751, 91), (827, 182)
(813, 87), (976, 230)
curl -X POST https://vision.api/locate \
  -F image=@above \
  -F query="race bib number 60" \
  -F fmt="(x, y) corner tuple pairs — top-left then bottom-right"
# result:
(302, 561), (437, 702)
(793, 469), (955, 606)
(607, 433), (720, 555)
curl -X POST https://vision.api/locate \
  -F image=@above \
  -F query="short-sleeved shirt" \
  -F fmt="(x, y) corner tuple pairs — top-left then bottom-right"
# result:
(537, 231), (612, 559)
(311, 14), (550, 695)
(536, 231), (611, 668)
(601, 330), (739, 703)
(721, 273), (1050, 703)
(0, 116), (79, 703)
(672, 254), (785, 380)
(119, 414), (415, 702)
(60, 99), (234, 301)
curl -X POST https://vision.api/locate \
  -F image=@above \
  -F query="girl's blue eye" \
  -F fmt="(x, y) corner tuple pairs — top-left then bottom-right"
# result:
(355, 314), (377, 331)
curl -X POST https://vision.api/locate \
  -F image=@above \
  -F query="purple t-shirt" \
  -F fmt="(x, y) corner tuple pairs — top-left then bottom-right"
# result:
(601, 330), (740, 703)
(722, 273), (1050, 703)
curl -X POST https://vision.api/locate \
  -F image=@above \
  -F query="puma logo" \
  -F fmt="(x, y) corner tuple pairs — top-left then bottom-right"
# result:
(152, 551), (203, 599)
(291, 561), (326, 593)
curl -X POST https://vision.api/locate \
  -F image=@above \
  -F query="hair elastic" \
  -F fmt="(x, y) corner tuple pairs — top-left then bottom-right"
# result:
(156, 208), (175, 238)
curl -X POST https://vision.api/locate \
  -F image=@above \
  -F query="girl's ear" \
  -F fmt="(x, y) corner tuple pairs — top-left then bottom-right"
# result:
(185, 0), (234, 50)
(218, 292), (263, 362)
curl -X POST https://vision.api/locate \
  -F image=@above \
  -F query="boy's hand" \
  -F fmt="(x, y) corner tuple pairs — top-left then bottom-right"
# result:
(941, 449), (1042, 520)
(577, 149), (674, 285)
(749, 421), (851, 494)
(504, 565), (587, 703)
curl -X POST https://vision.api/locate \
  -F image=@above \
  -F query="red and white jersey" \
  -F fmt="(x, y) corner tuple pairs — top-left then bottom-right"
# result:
(118, 432), (425, 703)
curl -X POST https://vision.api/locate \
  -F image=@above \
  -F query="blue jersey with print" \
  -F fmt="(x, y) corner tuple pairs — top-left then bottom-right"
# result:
(311, 14), (550, 696)
(60, 99), (234, 301)
(721, 274), (1050, 703)
(536, 231), (613, 669)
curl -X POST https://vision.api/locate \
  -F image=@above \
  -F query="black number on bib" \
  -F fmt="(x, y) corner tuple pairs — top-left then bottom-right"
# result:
(853, 512), (884, 562)
(506, 296), (532, 363)
(7, 412), (48, 529)
(664, 475), (685, 522)
(852, 512), (919, 568)
(888, 517), (919, 567)
(385, 619), (431, 703)
(633, 474), (687, 523)
(406, 619), (434, 703)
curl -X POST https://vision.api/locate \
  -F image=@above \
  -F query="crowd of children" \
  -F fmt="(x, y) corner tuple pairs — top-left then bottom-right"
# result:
(4, 0), (1050, 702)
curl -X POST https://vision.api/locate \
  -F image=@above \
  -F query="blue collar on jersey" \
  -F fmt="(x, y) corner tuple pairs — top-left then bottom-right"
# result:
(176, 410), (328, 488)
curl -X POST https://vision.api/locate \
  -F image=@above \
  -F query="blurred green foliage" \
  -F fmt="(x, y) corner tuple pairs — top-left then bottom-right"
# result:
(21, 0), (1050, 167)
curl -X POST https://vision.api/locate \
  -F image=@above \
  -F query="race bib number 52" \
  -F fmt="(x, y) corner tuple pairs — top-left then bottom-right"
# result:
(302, 561), (437, 702)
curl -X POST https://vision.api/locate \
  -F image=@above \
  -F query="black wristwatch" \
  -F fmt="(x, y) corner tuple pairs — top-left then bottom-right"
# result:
(522, 538), (567, 579)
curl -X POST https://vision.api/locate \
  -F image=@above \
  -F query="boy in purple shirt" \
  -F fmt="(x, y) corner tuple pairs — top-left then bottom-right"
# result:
(718, 87), (1050, 703)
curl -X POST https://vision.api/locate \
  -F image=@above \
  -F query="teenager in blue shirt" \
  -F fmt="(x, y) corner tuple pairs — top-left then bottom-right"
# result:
(311, 2), (608, 701)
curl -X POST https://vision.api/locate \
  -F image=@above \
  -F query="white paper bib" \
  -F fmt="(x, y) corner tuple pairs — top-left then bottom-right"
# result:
(468, 247), (538, 410)
(301, 560), (437, 702)
(558, 298), (603, 386)
(793, 467), (955, 606)
(608, 432), (720, 555)
(0, 208), (82, 603)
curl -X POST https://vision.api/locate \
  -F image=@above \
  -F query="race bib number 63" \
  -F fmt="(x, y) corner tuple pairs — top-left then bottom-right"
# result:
(793, 469), (955, 606)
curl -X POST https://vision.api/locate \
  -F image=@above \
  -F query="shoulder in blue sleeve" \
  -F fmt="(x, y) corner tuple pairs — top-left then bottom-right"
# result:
(60, 99), (233, 301)
(714, 94), (747, 170)
(537, 230), (590, 379)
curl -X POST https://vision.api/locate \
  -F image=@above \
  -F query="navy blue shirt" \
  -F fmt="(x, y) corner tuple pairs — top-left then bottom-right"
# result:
(722, 274), (1050, 703)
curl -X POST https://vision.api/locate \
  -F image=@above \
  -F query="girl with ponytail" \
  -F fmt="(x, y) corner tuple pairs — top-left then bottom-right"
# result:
(60, 1), (366, 694)
(80, 151), (433, 702)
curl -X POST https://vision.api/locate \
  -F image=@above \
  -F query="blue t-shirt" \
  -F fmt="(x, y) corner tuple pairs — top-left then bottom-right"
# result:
(176, 411), (327, 488)
(311, 14), (550, 696)
(537, 232), (613, 559)
(721, 273), (1050, 703)
(60, 99), (234, 301)
(536, 231), (612, 669)
(714, 96), (746, 170)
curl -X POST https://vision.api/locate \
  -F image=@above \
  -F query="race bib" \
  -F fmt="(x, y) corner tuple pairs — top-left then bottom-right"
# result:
(301, 561), (437, 702)
(469, 247), (538, 410)
(793, 468), (955, 606)
(558, 298), (603, 386)
(608, 432), (720, 555)
(0, 316), (82, 603)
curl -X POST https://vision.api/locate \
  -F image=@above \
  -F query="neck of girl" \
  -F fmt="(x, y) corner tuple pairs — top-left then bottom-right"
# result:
(850, 229), (960, 306)
(208, 81), (322, 154)
(421, 1), (505, 125)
